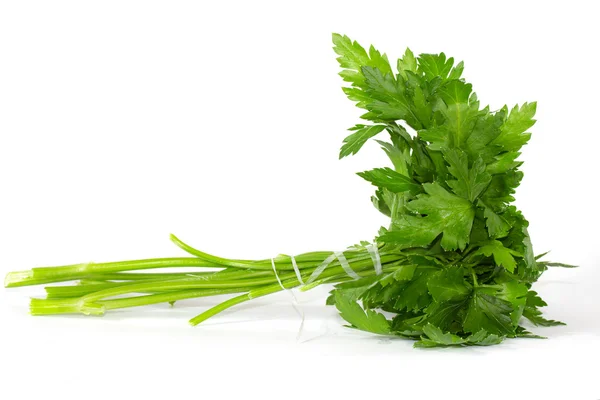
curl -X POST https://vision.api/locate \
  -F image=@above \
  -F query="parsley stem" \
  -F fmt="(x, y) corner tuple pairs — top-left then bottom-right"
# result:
(5, 257), (216, 288)
(30, 287), (253, 315)
(188, 282), (295, 326)
(101, 288), (252, 310)
(469, 265), (479, 287)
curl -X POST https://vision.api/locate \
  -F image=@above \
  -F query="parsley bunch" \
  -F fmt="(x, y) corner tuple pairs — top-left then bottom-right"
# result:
(4, 34), (573, 347)
(329, 34), (573, 346)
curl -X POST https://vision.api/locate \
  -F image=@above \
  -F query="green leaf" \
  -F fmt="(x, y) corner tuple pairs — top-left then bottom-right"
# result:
(371, 187), (391, 217)
(497, 281), (528, 326)
(381, 183), (475, 251)
(521, 226), (537, 276)
(334, 291), (391, 334)
(463, 290), (514, 335)
(448, 61), (464, 80)
(505, 220), (540, 282)
(339, 124), (386, 158)
(427, 267), (471, 302)
(424, 299), (467, 332)
(392, 268), (435, 312)
(522, 309), (565, 327)
(397, 48), (417, 79)
(491, 102), (537, 151)
(439, 102), (479, 148)
(361, 66), (417, 125)
(375, 140), (411, 175)
(368, 45), (394, 78)
(486, 151), (522, 175)
(379, 265), (417, 287)
(526, 290), (547, 308)
(474, 240), (522, 273)
(332, 33), (392, 88)
(479, 200), (511, 239)
(416, 323), (468, 347)
(469, 331), (504, 346)
(418, 53), (455, 81)
(522, 291), (565, 327)
(465, 109), (505, 159)
(357, 167), (422, 194)
(542, 262), (578, 268)
(419, 126), (450, 151)
(342, 87), (372, 109)
(380, 188), (410, 222)
(438, 80), (473, 105)
(514, 326), (546, 339)
(332, 276), (380, 302)
(414, 324), (503, 348)
(444, 149), (491, 201)
(420, 101), (479, 150)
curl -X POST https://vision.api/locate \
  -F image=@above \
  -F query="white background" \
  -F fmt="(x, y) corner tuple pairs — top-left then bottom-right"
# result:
(1, 1), (598, 399)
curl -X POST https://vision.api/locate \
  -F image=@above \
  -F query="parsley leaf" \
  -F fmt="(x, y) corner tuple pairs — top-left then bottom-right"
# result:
(427, 267), (471, 303)
(491, 102), (537, 151)
(381, 183), (475, 251)
(463, 290), (514, 335)
(414, 324), (504, 348)
(473, 240), (522, 273)
(522, 290), (565, 327)
(332, 33), (392, 89)
(339, 124), (386, 158)
(444, 148), (491, 201)
(334, 291), (391, 334)
(357, 167), (421, 194)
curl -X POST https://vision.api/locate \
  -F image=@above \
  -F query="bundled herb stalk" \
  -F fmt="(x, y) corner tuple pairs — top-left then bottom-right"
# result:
(4, 34), (573, 347)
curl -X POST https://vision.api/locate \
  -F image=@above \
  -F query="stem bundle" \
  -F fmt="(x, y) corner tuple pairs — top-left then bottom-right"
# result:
(6, 235), (399, 325)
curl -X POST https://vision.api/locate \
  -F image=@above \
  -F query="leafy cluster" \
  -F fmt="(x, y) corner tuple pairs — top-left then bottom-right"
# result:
(330, 34), (568, 347)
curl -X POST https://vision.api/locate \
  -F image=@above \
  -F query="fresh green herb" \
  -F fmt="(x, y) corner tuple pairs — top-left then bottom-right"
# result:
(4, 34), (574, 348)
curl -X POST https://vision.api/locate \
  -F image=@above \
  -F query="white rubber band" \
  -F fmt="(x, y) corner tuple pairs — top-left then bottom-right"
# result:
(271, 258), (286, 291)
(366, 243), (382, 275)
(270, 244), (380, 340)
(271, 257), (305, 341)
(334, 251), (360, 280)
(290, 255), (304, 285)
(306, 253), (337, 284)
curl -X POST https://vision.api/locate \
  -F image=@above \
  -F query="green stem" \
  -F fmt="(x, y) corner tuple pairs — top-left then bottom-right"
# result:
(189, 280), (297, 326)
(101, 287), (253, 310)
(5, 257), (218, 288)
(30, 298), (105, 316)
(171, 234), (391, 271)
(45, 281), (188, 299)
(469, 265), (479, 287)
(77, 269), (272, 283)
(30, 287), (255, 315)
(4, 270), (78, 288)
(77, 275), (289, 304)
(81, 271), (216, 281)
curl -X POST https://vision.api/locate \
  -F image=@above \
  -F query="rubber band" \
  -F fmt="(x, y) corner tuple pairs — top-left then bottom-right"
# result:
(269, 243), (379, 341)
(334, 251), (360, 280)
(271, 258), (286, 291)
(366, 243), (382, 275)
(306, 253), (337, 284)
(271, 258), (305, 340)
(290, 255), (304, 285)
